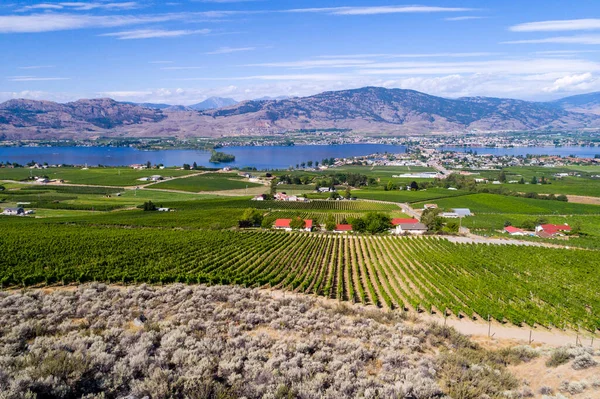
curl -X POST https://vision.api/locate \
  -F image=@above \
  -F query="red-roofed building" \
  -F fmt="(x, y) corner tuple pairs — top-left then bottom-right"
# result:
(391, 218), (419, 226)
(504, 226), (526, 236)
(535, 224), (571, 237)
(274, 218), (313, 232)
(334, 224), (352, 233)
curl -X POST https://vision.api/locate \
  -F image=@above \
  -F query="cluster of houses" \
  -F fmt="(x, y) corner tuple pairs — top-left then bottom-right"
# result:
(138, 175), (164, 182)
(2, 207), (34, 216)
(504, 223), (572, 238)
(251, 193), (310, 202)
(271, 217), (428, 235)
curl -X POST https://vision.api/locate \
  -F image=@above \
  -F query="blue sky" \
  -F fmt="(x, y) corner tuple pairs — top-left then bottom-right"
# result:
(2, 0), (600, 104)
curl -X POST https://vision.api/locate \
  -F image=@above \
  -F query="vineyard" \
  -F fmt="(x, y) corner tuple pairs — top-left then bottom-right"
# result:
(2, 223), (599, 331)
(266, 210), (408, 224)
(252, 199), (399, 211)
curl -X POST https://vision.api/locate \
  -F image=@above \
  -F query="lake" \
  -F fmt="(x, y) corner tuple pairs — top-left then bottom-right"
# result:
(1, 144), (597, 170)
(0, 144), (406, 170)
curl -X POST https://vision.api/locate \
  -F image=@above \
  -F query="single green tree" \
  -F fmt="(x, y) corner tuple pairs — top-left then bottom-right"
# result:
(241, 208), (264, 226)
(143, 201), (157, 211)
(531, 176), (538, 185)
(325, 214), (337, 231)
(351, 217), (367, 233)
(289, 217), (306, 230)
(344, 187), (352, 199)
(498, 171), (507, 183)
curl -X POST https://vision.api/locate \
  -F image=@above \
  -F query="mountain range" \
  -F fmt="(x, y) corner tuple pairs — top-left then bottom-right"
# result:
(2, 87), (600, 140)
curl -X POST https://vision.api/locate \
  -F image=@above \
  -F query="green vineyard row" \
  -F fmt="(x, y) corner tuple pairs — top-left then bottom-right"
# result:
(1, 224), (598, 331)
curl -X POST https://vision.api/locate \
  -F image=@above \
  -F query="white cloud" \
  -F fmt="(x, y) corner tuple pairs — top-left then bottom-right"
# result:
(510, 19), (600, 32)
(533, 50), (599, 55)
(542, 72), (596, 93)
(17, 2), (140, 12)
(245, 59), (374, 68)
(7, 76), (69, 82)
(356, 58), (600, 75)
(316, 52), (499, 59)
(101, 28), (210, 39)
(160, 66), (204, 70)
(149, 60), (174, 64)
(99, 90), (154, 97)
(173, 73), (351, 82)
(0, 11), (238, 33)
(503, 35), (600, 45)
(444, 16), (486, 21)
(286, 6), (473, 16)
(0, 13), (177, 33)
(206, 46), (256, 54)
(18, 65), (54, 70)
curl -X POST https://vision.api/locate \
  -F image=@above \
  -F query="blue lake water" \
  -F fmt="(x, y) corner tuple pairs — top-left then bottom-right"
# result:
(0, 144), (597, 170)
(0, 144), (406, 170)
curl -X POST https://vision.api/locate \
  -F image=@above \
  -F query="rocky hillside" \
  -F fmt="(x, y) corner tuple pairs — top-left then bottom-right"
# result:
(1, 87), (599, 139)
(0, 98), (165, 139)
(552, 92), (600, 115)
(201, 87), (599, 134)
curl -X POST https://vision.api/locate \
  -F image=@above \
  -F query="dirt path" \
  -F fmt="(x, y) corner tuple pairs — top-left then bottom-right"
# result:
(567, 194), (600, 205)
(445, 235), (578, 249)
(265, 288), (598, 348)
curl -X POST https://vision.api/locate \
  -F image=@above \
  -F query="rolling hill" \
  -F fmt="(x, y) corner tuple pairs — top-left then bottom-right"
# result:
(551, 91), (600, 115)
(1, 87), (599, 139)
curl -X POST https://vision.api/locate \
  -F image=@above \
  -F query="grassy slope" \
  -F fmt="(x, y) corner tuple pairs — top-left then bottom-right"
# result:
(150, 173), (263, 192)
(415, 193), (600, 215)
(0, 167), (198, 186)
(354, 188), (470, 203)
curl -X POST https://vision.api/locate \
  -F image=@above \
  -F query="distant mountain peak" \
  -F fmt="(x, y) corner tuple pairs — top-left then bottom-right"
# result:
(189, 97), (238, 111)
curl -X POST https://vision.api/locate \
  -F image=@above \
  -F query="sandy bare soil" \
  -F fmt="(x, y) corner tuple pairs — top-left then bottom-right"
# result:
(567, 195), (600, 205)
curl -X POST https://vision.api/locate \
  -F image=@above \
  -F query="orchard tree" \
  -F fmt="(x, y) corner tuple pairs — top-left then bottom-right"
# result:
(241, 208), (264, 226)
(289, 217), (306, 230)
(325, 214), (337, 231)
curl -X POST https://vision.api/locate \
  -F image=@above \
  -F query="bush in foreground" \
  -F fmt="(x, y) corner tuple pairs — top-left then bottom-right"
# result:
(0, 284), (528, 399)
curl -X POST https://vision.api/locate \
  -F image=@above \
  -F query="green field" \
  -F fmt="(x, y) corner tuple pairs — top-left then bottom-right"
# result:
(0, 167), (198, 186)
(354, 188), (470, 203)
(0, 184), (220, 212)
(2, 223), (599, 331)
(415, 193), (600, 215)
(251, 199), (399, 211)
(150, 173), (263, 192)
(470, 166), (600, 197)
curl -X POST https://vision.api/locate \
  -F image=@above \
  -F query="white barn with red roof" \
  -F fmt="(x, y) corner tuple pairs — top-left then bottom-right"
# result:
(274, 218), (313, 232)
(334, 224), (352, 233)
(535, 224), (571, 237)
(504, 226), (526, 236)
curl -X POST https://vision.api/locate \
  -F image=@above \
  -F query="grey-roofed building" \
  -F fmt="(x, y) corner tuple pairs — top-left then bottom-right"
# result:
(452, 208), (472, 217)
(395, 222), (428, 235)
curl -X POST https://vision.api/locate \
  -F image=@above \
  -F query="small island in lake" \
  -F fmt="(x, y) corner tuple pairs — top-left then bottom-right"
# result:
(209, 150), (236, 163)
